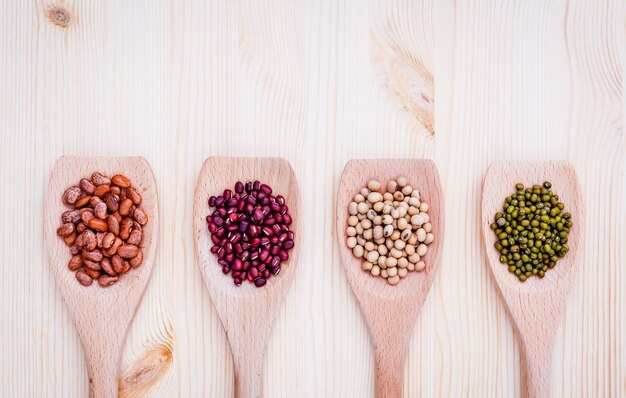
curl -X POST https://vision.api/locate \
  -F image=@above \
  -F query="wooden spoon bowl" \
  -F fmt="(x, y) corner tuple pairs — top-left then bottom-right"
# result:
(193, 157), (301, 398)
(336, 159), (444, 398)
(44, 156), (159, 398)
(481, 160), (583, 398)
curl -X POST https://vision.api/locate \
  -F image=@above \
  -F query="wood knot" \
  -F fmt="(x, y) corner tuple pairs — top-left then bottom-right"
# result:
(45, 5), (74, 29)
(118, 343), (174, 397)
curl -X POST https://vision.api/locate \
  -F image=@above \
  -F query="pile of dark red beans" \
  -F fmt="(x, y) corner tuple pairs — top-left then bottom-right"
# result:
(206, 180), (294, 287)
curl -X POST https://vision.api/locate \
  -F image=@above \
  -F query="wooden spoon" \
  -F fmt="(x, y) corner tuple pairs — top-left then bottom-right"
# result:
(481, 161), (583, 398)
(44, 156), (159, 398)
(336, 159), (444, 398)
(193, 157), (301, 398)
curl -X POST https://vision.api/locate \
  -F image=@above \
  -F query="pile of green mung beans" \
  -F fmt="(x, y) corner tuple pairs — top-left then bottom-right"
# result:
(490, 181), (572, 282)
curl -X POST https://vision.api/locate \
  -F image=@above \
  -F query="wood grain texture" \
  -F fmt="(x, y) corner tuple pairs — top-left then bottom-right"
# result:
(193, 157), (301, 398)
(336, 159), (443, 398)
(44, 157), (160, 398)
(0, 0), (623, 397)
(482, 161), (584, 398)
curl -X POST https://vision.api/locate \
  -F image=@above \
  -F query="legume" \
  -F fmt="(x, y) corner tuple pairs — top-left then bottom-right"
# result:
(346, 177), (434, 285)
(206, 181), (294, 287)
(57, 173), (147, 287)
(490, 182), (572, 282)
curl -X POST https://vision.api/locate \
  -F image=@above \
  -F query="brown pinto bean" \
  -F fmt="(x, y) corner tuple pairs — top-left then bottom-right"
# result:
(84, 267), (101, 279)
(104, 237), (123, 256)
(88, 218), (108, 232)
(107, 215), (120, 236)
(96, 232), (105, 248)
(119, 198), (133, 216)
(103, 192), (119, 213)
(89, 196), (104, 208)
(74, 195), (92, 209)
(101, 257), (117, 276)
(93, 184), (111, 198)
(75, 270), (93, 286)
(62, 186), (82, 205)
(98, 275), (119, 287)
(82, 230), (97, 251)
(119, 218), (133, 240)
(111, 174), (131, 188)
(64, 233), (77, 246)
(111, 255), (126, 274)
(68, 255), (83, 271)
(129, 250), (143, 268)
(80, 178), (96, 194)
(70, 244), (81, 256)
(102, 232), (115, 249)
(126, 228), (143, 246)
(126, 187), (142, 205)
(91, 172), (111, 186)
(112, 211), (122, 223)
(94, 202), (108, 219)
(82, 249), (103, 262)
(117, 244), (140, 259)
(56, 223), (75, 237)
(110, 186), (121, 195)
(80, 208), (95, 224)
(83, 258), (102, 271)
(76, 222), (87, 233)
(133, 208), (148, 225)
(61, 210), (81, 223)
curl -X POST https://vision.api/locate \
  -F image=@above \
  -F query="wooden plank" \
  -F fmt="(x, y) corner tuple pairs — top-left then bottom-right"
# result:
(0, 0), (623, 396)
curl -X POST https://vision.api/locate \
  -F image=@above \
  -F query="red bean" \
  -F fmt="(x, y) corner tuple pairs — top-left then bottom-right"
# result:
(206, 180), (295, 287)
(235, 182), (244, 193)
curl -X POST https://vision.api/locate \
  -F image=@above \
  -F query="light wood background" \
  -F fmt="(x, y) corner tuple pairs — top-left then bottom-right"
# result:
(1, 0), (623, 397)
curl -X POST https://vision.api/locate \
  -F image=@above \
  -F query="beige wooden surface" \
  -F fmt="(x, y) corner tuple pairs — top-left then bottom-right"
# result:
(0, 0), (623, 397)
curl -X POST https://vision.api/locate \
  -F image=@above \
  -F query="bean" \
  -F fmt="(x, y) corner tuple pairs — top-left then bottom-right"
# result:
(347, 237), (357, 248)
(56, 223), (75, 237)
(367, 192), (383, 203)
(98, 275), (119, 287)
(75, 270), (93, 286)
(111, 174), (131, 188)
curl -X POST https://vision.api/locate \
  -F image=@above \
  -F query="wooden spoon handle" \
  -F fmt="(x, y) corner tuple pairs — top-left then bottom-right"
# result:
(233, 347), (264, 398)
(225, 302), (273, 398)
(374, 348), (406, 398)
(83, 339), (122, 398)
(521, 342), (552, 398)
(367, 301), (414, 398)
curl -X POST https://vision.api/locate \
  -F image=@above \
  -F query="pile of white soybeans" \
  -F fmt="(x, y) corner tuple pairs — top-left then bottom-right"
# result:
(346, 177), (434, 285)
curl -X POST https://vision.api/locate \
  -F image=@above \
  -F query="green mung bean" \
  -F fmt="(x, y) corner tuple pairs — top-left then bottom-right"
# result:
(492, 182), (572, 282)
